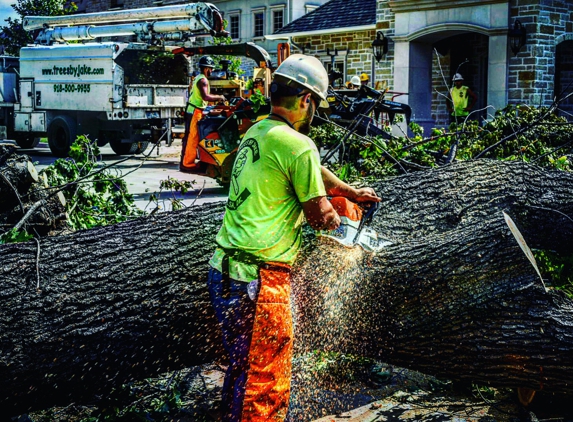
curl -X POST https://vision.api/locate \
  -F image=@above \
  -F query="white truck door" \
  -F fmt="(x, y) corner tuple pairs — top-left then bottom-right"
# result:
(19, 80), (34, 111)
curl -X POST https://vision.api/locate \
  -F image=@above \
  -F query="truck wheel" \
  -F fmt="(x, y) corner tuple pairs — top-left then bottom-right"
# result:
(48, 116), (77, 157)
(132, 141), (149, 155)
(109, 139), (149, 155)
(14, 134), (40, 149)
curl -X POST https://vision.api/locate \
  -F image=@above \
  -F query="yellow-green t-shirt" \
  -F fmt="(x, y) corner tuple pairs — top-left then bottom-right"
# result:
(186, 74), (208, 113)
(209, 118), (326, 281)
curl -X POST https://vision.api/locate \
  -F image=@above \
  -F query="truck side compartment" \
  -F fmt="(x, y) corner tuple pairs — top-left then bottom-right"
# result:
(3, 43), (189, 157)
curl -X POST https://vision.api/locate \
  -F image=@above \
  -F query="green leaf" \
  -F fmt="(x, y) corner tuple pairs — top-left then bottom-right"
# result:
(0, 229), (33, 245)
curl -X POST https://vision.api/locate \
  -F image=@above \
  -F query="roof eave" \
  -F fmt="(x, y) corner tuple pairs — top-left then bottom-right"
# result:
(266, 24), (375, 40)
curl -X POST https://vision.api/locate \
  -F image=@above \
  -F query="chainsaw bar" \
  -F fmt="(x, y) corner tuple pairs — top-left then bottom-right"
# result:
(317, 199), (392, 252)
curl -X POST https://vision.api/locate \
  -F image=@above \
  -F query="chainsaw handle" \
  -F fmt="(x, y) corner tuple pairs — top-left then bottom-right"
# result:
(362, 201), (379, 224)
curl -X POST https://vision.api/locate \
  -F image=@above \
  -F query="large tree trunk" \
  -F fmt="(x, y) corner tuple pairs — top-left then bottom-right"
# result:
(1, 160), (573, 415)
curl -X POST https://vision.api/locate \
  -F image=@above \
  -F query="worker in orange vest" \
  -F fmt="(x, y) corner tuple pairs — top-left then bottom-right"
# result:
(180, 56), (226, 173)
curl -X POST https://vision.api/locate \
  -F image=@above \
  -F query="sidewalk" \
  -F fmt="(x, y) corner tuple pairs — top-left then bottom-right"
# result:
(113, 140), (228, 212)
(12, 138), (229, 212)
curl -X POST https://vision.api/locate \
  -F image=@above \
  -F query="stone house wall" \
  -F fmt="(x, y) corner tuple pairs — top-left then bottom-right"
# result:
(509, 0), (573, 109)
(432, 53), (451, 126)
(291, 29), (382, 89)
(374, 0), (396, 92)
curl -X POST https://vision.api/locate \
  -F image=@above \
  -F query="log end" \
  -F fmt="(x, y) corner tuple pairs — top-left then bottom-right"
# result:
(57, 191), (66, 207)
(27, 160), (39, 183)
(40, 172), (49, 188)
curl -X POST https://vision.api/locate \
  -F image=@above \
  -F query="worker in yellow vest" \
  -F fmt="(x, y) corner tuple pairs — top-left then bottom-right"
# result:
(448, 73), (478, 125)
(180, 56), (226, 173)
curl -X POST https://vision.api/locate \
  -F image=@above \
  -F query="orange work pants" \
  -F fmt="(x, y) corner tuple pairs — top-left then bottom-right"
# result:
(180, 107), (203, 168)
(207, 262), (293, 422)
(242, 263), (293, 421)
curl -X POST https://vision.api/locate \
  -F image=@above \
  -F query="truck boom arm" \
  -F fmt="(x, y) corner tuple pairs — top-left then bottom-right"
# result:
(24, 2), (225, 45)
(173, 42), (273, 70)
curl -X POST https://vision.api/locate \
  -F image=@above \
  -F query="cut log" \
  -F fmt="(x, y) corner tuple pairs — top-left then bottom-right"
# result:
(0, 160), (573, 416)
(0, 144), (16, 166)
(0, 147), (67, 236)
(0, 155), (39, 207)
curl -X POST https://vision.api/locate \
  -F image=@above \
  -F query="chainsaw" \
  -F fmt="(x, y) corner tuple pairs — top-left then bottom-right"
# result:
(317, 197), (392, 252)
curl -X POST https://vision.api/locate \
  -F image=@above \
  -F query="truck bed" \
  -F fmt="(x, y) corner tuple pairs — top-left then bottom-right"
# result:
(125, 84), (187, 108)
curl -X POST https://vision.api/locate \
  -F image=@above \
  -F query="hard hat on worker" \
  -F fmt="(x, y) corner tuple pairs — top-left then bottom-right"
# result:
(198, 56), (216, 68)
(272, 54), (330, 108)
(452, 73), (464, 81)
(360, 73), (369, 82)
(350, 75), (361, 86)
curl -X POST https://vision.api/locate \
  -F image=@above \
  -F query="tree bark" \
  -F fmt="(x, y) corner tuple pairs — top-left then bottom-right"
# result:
(0, 160), (573, 415)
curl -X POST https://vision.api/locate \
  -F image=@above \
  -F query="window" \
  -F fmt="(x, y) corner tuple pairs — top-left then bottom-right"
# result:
(110, 0), (124, 8)
(229, 14), (240, 40)
(305, 5), (318, 14)
(272, 9), (284, 32)
(321, 53), (347, 89)
(254, 12), (264, 37)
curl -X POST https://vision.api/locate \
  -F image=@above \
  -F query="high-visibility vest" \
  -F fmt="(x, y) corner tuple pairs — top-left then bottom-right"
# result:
(450, 85), (470, 117)
(187, 74), (208, 113)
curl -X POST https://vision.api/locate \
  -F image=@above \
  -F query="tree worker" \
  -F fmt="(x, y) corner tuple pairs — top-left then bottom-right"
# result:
(207, 54), (380, 422)
(447, 73), (478, 125)
(180, 56), (226, 173)
(349, 75), (361, 89)
(360, 72), (369, 86)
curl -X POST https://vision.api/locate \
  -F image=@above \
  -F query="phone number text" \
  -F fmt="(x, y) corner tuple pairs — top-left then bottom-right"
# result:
(53, 83), (91, 93)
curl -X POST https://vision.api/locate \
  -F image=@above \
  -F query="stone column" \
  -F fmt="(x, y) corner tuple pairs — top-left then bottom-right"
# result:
(408, 41), (435, 133)
(394, 39), (436, 134)
(393, 39), (411, 134)
(487, 33), (508, 112)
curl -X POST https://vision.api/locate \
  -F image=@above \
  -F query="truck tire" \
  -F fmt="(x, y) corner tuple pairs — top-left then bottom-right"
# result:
(48, 116), (77, 157)
(109, 139), (150, 155)
(132, 141), (150, 155)
(14, 134), (41, 149)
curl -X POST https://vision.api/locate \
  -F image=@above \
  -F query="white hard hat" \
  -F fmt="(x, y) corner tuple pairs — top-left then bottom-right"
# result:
(350, 75), (361, 86)
(273, 54), (329, 108)
(452, 73), (464, 81)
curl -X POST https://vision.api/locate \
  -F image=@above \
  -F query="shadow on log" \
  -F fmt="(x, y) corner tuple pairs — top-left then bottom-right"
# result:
(1, 160), (573, 415)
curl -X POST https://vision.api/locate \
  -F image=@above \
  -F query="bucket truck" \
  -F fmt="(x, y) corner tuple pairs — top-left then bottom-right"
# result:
(0, 2), (225, 157)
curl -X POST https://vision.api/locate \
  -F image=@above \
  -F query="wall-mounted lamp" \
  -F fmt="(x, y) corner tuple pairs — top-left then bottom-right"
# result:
(508, 20), (526, 56)
(372, 31), (389, 63)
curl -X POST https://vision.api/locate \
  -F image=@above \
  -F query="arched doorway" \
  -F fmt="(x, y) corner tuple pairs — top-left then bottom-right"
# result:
(395, 30), (490, 134)
(555, 40), (573, 119)
(392, 14), (509, 135)
(433, 32), (489, 126)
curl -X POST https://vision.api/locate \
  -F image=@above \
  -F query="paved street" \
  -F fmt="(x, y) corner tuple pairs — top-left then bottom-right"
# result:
(12, 138), (229, 213)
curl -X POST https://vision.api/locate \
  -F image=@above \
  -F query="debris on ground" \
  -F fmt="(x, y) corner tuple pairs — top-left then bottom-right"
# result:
(20, 354), (546, 422)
